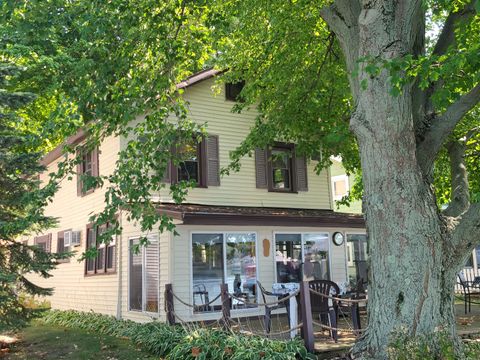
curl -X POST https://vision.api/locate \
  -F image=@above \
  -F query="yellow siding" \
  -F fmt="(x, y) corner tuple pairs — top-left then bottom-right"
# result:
(155, 78), (332, 210)
(26, 135), (120, 315)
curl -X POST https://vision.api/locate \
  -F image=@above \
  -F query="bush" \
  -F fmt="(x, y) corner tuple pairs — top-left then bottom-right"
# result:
(41, 310), (311, 359)
(387, 329), (480, 360)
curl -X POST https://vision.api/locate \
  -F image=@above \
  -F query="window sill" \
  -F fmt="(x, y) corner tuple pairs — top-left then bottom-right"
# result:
(268, 189), (298, 194)
(84, 270), (117, 277)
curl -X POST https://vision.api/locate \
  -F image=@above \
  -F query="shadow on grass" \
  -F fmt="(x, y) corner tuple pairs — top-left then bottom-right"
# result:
(2, 320), (156, 360)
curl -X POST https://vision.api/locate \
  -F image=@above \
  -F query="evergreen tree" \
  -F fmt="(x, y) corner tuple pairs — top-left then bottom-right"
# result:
(0, 63), (66, 329)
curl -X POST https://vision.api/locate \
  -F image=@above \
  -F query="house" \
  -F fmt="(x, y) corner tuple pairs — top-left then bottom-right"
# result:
(25, 69), (366, 323)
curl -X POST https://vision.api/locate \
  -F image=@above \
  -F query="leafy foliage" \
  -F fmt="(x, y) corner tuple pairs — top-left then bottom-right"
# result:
(0, 62), (69, 330)
(41, 310), (311, 360)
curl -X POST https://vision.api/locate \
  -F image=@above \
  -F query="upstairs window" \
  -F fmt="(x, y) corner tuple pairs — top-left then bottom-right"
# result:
(270, 146), (293, 191)
(77, 147), (99, 196)
(177, 138), (202, 184)
(165, 135), (220, 187)
(331, 175), (349, 200)
(225, 81), (245, 102)
(255, 143), (308, 192)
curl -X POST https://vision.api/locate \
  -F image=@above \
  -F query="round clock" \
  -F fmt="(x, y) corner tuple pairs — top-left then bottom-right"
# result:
(332, 232), (345, 246)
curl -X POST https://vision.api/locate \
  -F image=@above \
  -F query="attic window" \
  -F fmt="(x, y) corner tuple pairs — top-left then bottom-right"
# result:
(225, 81), (245, 101)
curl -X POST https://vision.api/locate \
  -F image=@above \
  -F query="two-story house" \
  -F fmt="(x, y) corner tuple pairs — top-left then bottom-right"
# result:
(25, 69), (365, 323)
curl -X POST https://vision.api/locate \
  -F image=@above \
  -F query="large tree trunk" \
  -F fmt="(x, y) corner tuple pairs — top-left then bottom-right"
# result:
(318, 1), (480, 357)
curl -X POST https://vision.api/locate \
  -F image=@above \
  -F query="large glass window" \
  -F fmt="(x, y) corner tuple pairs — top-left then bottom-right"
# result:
(346, 234), (368, 286)
(192, 232), (257, 312)
(275, 234), (302, 283)
(128, 236), (159, 313)
(275, 233), (330, 283)
(303, 233), (330, 281)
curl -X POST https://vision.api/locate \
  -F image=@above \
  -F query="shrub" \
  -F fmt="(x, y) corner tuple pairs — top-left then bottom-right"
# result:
(387, 328), (480, 360)
(41, 310), (311, 359)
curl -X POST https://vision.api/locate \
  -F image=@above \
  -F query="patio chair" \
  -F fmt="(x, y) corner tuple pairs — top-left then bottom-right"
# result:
(257, 281), (288, 334)
(457, 272), (472, 314)
(309, 280), (340, 342)
(193, 284), (211, 312)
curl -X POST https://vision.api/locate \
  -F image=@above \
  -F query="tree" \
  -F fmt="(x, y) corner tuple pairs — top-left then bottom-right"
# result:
(216, 1), (480, 357)
(2, 0), (480, 357)
(0, 63), (66, 329)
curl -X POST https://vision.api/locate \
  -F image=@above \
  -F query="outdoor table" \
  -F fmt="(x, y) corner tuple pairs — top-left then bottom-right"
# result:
(272, 282), (300, 339)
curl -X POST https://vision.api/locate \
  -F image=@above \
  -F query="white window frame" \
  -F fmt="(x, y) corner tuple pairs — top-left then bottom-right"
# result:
(127, 234), (160, 314)
(189, 231), (259, 314)
(344, 231), (368, 284)
(331, 174), (350, 201)
(273, 231), (331, 283)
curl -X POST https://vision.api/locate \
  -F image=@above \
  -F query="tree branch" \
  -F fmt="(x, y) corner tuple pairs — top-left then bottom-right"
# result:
(450, 203), (480, 250)
(320, 0), (361, 101)
(443, 140), (470, 217)
(432, 0), (477, 57)
(417, 83), (480, 174)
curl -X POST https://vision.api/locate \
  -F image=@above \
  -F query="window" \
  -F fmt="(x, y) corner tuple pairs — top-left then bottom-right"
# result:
(192, 232), (257, 312)
(34, 234), (52, 253)
(176, 137), (203, 184)
(77, 147), (99, 196)
(331, 175), (349, 200)
(56, 230), (70, 263)
(270, 147), (293, 191)
(346, 234), (368, 286)
(255, 144), (308, 192)
(85, 223), (116, 275)
(275, 233), (330, 283)
(129, 236), (159, 313)
(167, 135), (221, 187)
(225, 81), (245, 102)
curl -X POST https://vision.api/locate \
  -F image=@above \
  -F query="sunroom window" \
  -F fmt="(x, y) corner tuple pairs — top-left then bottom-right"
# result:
(192, 232), (257, 312)
(275, 233), (329, 283)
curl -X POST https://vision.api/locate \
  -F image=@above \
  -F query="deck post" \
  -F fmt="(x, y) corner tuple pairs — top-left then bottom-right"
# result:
(220, 283), (231, 329)
(165, 283), (175, 325)
(299, 281), (314, 353)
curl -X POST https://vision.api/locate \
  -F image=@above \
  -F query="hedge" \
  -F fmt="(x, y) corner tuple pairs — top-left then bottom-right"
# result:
(41, 310), (312, 360)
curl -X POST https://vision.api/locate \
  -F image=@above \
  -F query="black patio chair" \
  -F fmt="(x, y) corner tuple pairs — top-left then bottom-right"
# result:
(257, 281), (288, 333)
(457, 272), (473, 314)
(309, 280), (340, 342)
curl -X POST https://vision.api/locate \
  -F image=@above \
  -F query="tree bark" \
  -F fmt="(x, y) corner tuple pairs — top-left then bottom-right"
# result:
(320, 1), (476, 358)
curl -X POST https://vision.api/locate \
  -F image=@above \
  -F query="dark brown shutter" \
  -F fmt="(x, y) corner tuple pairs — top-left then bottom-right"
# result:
(57, 231), (65, 253)
(46, 233), (52, 253)
(296, 156), (308, 191)
(77, 150), (83, 196)
(92, 147), (99, 177)
(206, 135), (220, 186)
(255, 148), (268, 189)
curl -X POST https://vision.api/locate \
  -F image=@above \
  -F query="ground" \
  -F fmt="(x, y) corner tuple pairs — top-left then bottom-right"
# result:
(1, 321), (156, 360)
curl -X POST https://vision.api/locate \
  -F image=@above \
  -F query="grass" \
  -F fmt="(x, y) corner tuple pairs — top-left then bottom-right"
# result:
(3, 320), (157, 360)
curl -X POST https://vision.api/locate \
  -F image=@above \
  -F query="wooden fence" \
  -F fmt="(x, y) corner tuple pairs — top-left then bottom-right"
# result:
(164, 281), (364, 353)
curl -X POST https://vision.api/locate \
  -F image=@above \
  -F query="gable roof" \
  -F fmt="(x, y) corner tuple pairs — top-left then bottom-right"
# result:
(41, 68), (221, 166)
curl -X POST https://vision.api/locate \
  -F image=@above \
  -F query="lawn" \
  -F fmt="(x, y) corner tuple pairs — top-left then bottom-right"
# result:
(2, 321), (157, 360)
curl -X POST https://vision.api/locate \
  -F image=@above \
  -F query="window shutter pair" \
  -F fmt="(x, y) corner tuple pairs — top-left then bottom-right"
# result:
(161, 135), (220, 187)
(254, 147), (308, 191)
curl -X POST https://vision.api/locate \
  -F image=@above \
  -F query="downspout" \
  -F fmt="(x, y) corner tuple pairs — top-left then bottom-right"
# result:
(116, 210), (123, 319)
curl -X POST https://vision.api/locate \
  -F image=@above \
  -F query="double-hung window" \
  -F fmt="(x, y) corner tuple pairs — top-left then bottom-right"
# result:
(269, 145), (294, 191)
(34, 234), (52, 253)
(129, 236), (159, 313)
(56, 230), (70, 263)
(275, 233), (330, 283)
(191, 232), (257, 312)
(77, 147), (99, 196)
(85, 223), (116, 275)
